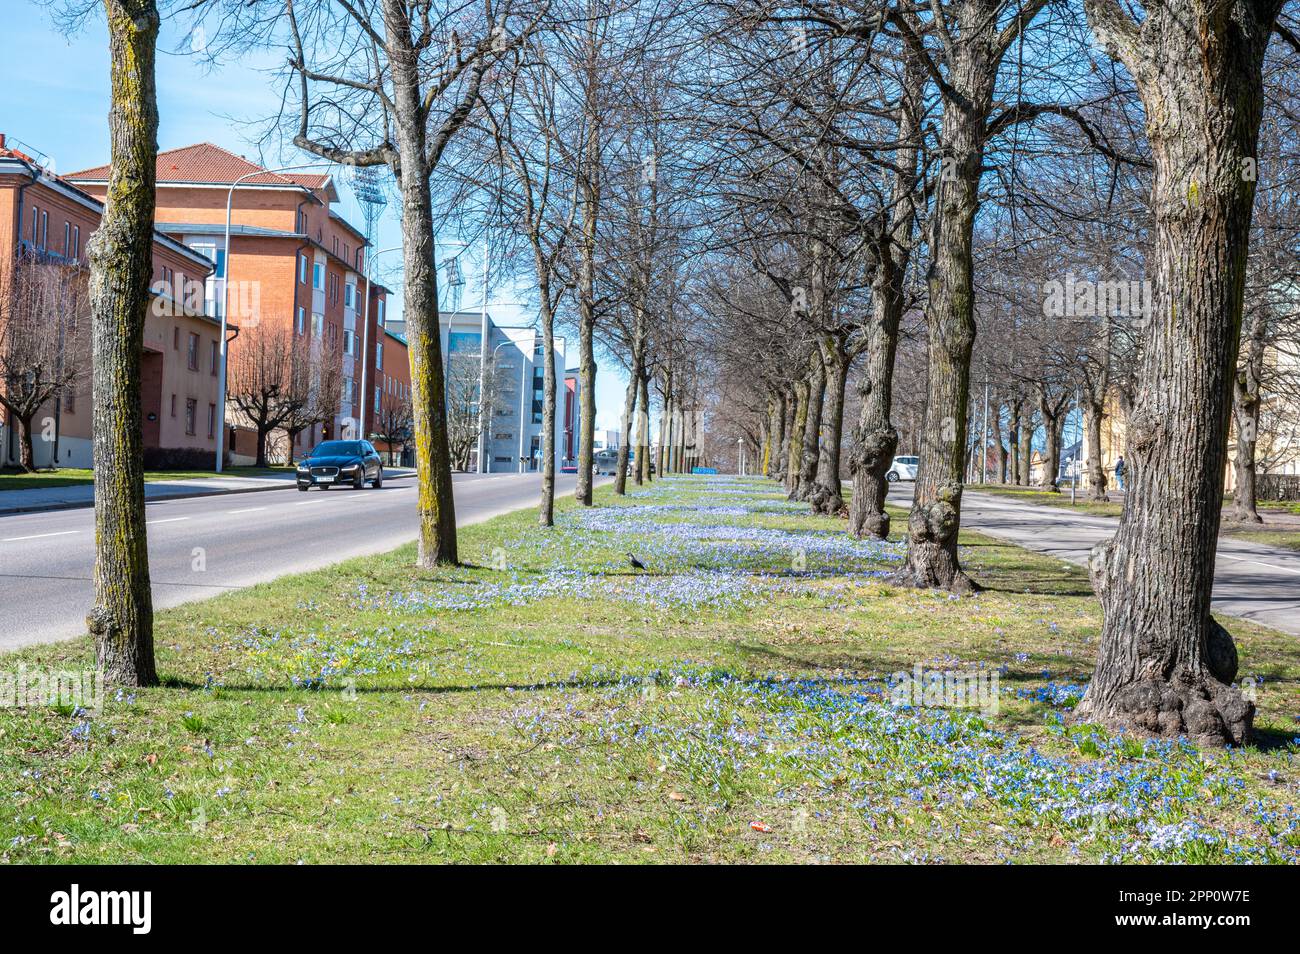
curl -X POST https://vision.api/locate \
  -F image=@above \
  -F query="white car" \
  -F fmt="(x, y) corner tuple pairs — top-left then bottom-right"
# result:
(886, 455), (919, 482)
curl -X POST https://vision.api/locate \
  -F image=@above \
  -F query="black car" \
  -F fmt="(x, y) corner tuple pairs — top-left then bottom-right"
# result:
(296, 440), (384, 490)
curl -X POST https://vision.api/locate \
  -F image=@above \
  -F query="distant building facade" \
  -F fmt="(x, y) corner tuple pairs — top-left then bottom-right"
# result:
(433, 309), (575, 473)
(1, 134), (221, 469)
(66, 143), (393, 465)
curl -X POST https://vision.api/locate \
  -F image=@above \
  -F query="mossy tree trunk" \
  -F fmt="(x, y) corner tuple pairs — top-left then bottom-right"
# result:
(794, 350), (825, 500)
(538, 277), (559, 526)
(383, 6), (458, 566)
(1079, 0), (1281, 745)
(86, 0), (160, 686)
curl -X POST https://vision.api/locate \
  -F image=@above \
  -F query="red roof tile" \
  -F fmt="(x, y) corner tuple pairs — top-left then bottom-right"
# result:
(66, 143), (329, 189)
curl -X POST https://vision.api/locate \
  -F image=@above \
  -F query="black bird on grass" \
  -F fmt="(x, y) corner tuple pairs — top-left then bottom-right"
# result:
(627, 552), (647, 571)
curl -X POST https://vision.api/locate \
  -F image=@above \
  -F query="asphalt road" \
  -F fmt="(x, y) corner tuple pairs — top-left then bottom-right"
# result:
(882, 483), (1300, 636)
(0, 472), (582, 651)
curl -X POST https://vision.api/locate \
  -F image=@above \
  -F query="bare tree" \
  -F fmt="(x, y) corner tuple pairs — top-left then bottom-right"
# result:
(0, 254), (87, 471)
(264, 0), (547, 566)
(372, 394), (414, 465)
(228, 324), (314, 467)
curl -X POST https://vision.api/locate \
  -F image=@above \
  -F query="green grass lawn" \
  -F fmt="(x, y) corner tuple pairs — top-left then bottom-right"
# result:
(0, 466), (293, 492)
(1221, 527), (1300, 552)
(972, 482), (1300, 538)
(966, 484), (1124, 517)
(2, 476), (1297, 864)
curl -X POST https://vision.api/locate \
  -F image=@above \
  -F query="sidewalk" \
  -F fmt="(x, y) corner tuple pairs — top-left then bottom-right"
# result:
(957, 489), (1300, 636)
(0, 467), (417, 516)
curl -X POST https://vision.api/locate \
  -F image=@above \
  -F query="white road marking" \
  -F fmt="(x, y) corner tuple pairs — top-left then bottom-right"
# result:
(1218, 554), (1300, 575)
(2, 530), (79, 542)
(227, 507), (267, 515)
(148, 517), (190, 525)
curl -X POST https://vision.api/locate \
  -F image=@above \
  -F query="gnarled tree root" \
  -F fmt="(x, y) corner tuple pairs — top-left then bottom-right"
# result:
(1076, 622), (1252, 747)
(891, 492), (981, 594)
(1075, 672), (1253, 747)
(807, 482), (846, 516)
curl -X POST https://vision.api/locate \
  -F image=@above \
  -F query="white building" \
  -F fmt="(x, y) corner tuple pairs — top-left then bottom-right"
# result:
(429, 309), (577, 473)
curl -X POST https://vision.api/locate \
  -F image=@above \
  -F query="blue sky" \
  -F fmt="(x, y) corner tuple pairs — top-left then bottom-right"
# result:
(2, 2), (628, 431)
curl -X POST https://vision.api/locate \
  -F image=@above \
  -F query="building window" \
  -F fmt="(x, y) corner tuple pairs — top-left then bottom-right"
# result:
(374, 385), (381, 413)
(173, 327), (180, 350)
(185, 399), (197, 436)
(207, 403), (216, 438)
(311, 313), (323, 337)
(66, 387), (76, 414)
(29, 206), (38, 245)
(376, 341), (383, 370)
(377, 299), (385, 326)
(313, 262), (324, 290)
(63, 221), (71, 257)
(210, 340), (219, 375)
(72, 226), (80, 260)
(345, 283), (355, 309)
(296, 307), (306, 335)
(40, 211), (48, 249)
(343, 329), (353, 355)
(299, 254), (308, 283)
(187, 333), (199, 371)
(170, 394), (177, 417)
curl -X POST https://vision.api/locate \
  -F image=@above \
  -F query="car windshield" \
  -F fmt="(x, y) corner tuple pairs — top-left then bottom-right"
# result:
(310, 441), (364, 458)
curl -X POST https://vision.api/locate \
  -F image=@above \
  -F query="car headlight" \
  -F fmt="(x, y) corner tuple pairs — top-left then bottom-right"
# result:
(297, 464), (310, 472)
(341, 463), (359, 472)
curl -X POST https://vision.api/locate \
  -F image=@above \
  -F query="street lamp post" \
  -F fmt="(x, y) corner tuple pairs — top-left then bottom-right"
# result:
(216, 161), (334, 473)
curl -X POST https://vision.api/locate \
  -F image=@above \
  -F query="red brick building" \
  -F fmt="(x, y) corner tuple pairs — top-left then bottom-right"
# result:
(1, 134), (221, 469)
(67, 143), (395, 464)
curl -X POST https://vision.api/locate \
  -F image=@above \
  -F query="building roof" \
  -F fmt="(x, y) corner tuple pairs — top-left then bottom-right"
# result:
(66, 143), (339, 200)
(0, 135), (213, 272)
(157, 222), (302, 239)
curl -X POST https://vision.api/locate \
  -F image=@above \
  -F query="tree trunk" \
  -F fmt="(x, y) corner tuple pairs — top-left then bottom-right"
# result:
(898, 40), (992, 593)
(811, 336), (848, 513)
(613, 338), (642, 496)
(635, 369), (650, 485)
(18, 414), (36, 472)
(994, 404), (1008, 484)
(1083, 389), (1109, 501)
(1008, 401), (1022, 485)
(795, 351), (825, 500)
(538, 284), (558, 527)
(848, 265), (908, 538)
(786, 377), (807, 496)
(1037, 391), (1062, 492)
(86, 0), (159, 687)
(1231, 305), (1267, 522)
(255, 424), (272, 469)
(386, 1), (457, 565)
(1019, 410), (1035, 487)
(1079, 0), (1277, 745)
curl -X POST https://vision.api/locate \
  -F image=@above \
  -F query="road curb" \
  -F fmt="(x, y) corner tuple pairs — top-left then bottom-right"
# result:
(0, 470), (418, 517)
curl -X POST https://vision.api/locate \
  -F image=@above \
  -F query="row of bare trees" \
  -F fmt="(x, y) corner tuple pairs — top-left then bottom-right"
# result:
(671, 0), (1300, 748)
(50, 0), (1300, 756)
